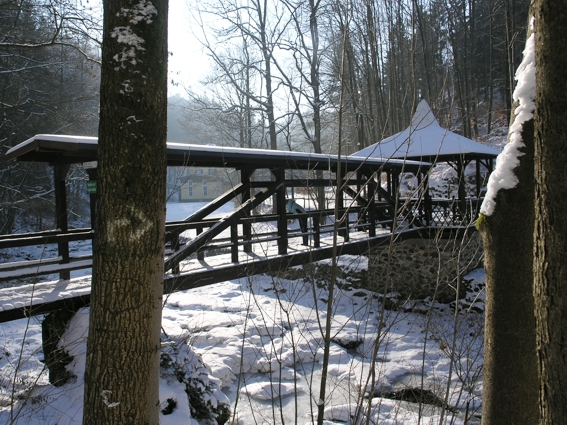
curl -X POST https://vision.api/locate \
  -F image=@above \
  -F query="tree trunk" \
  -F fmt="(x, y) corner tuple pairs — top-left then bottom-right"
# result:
(533, 0), (567, 422)
(478, 12), (539, 423)
(83, 1), (168, 424)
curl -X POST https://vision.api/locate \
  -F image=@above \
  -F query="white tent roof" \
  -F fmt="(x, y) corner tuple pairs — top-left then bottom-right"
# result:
(351, 100), (499, 162)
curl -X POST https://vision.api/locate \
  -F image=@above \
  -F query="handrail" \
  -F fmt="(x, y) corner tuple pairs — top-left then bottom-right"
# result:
(2, 195), (469, 282)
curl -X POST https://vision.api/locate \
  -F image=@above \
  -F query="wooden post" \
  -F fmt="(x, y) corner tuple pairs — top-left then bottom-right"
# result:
(196, 226), (204, 260)
(171, 233), (180, 274)
(392, 171), (399, 199)
(86, 169), (97, 231)
(337, 176), (345, 239)
(357, 170), (363, 225)
(368, 176), (377, 237)
(423, 172), (432, 227)
(241, 169), (253, 253)
(456, 158), (466, 222)
(301, 219), (309, 246)
(54, 165), (70, 280)
(313, 214), (321, 248)
(274, 168), (287, 255)
(231, 222), (239, 263)
(476, 159), (482, 198)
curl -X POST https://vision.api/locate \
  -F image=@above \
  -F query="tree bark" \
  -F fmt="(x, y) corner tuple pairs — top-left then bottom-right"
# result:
(83, 1), (168, 424)
(478, 12), (539, 423)
(533, 0), (567, 422)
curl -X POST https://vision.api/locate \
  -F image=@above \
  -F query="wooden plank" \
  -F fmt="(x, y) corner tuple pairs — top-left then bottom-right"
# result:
(0, 258), (92, 280)
(0, 227), (91, 241)
(0, 256), (62, 272)
(0, 230), (94, 249)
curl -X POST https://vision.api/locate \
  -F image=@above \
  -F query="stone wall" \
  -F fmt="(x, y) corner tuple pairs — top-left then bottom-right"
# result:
(366, 231), (483, 303)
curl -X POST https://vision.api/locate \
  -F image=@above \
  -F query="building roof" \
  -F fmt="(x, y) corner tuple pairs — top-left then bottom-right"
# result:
(5, 133), (430, 173)
(351, 100), (500, 163)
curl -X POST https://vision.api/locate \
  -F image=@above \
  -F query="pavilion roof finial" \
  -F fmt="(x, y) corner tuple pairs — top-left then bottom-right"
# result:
(410, 99), (438, 130)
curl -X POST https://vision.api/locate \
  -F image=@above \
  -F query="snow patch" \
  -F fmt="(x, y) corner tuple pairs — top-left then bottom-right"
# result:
(240, 381), (304, 401)
(111, 1), (158, 69)
(118, 1), (158, 25)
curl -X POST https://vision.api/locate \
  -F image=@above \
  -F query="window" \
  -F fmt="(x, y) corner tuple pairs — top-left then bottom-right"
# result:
(208, 168), (216, 175)
(202, 180), (208, 196)
(196, 168), (203, 175)
(187, 180), (193, 197)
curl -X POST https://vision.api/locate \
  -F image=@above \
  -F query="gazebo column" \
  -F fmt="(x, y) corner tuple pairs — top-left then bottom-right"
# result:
(54, 164), (70, 280)
(367, 174), (377, 237)
(392, 170), (399, 200)
(417, 171), (424, 224)
(475, 159), (482, 198)
(377, 172), (383, 201)
(456, 157), (473, 222)
(422, 170), (432, 226)
(337, 174), (347, 240)
(456, 158), (465, 222)
(356, 170), (364, 225)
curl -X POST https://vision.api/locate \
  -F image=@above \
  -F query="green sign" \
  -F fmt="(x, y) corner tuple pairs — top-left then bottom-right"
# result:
(87, 180), (97, 194)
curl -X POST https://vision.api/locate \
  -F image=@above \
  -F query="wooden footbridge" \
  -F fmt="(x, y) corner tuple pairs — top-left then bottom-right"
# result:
(0, 134), (487, 323)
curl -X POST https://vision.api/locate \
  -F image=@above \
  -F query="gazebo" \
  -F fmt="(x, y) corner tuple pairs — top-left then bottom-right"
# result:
(351, 99), (500, 222)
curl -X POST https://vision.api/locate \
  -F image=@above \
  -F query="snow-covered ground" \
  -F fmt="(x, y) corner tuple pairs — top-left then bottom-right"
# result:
(0, 249), (486, 424)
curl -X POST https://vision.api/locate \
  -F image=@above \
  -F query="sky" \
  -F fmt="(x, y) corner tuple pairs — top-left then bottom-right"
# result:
(167, 1), (209, 97)
(85, 0), (209, 97)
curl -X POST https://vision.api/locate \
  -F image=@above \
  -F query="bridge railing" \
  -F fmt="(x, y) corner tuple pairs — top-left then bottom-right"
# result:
(428, 198), (482, 226)
(0, 203), (397, 283)
(1, 196), (483, 284)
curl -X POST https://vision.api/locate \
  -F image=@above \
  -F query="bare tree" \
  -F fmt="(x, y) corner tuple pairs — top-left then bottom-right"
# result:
(533, 0), (567, 422)
(0, 0), (101, 234)
(192, 0), (289, 151)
